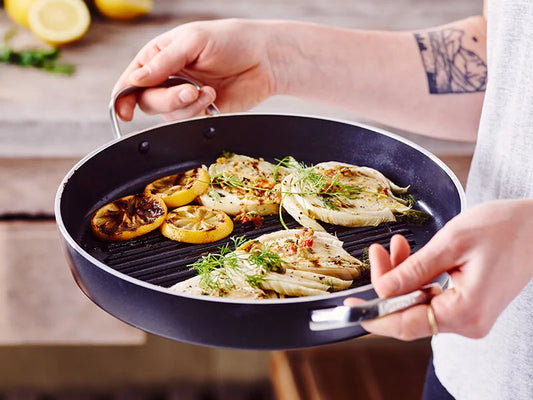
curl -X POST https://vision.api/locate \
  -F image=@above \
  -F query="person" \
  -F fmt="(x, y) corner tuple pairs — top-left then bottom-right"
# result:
(113, 0), (533, 398)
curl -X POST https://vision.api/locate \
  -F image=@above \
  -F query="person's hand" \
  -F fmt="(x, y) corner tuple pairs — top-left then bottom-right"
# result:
(113, 19), (278, 122)
(345, 199), (533, 341)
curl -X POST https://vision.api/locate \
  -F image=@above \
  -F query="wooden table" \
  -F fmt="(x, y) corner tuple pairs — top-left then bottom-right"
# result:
(270, 337), (432, 400)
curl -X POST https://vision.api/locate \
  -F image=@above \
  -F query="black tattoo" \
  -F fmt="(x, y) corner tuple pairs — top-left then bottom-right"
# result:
(414, 29), (487, 94)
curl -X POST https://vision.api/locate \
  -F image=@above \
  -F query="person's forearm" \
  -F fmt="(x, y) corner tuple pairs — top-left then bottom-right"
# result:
(265, 17), (486, 141)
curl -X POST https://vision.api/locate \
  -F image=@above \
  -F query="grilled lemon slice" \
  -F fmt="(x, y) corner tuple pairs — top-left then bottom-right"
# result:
(144, 168), (210, 208)
(91, 193), (167, 241)
(160, 205), (233, 244)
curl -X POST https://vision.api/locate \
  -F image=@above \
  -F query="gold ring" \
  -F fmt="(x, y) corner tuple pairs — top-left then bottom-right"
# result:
(427, 304), (439, 336)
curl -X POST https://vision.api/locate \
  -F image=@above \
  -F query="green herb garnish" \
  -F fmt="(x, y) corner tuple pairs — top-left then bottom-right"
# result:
(210, 172), (247, 190)
(188, 236), (288, 292)
(276, 157), (366, 209)
(244, 273), (267, 289)
(248, 245), (286, 273)
(394, 193), (430, 224)
(360, 247), (370, 265)
(188, 236), (246, 290)
(397, 193), (417, 208)
(243, 244), (286, 288)
(219, 150), (235, 159)
(398, 209), (431, 225)
(0, 29), (75, 75)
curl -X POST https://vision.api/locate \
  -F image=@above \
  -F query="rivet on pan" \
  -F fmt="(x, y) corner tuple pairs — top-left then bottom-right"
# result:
(138, 141), (150, 154)
(203, 127), (216, 138)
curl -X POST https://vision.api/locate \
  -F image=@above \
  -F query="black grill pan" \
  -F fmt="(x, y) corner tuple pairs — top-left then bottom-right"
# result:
(56, 112), (464, 350)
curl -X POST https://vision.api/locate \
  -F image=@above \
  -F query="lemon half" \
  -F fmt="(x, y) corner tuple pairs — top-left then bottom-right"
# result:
(94, 0), (153, 21)
(28, 0), (91, 46)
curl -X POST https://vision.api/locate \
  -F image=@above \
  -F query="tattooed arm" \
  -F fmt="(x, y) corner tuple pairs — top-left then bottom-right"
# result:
(274, 17), (486, 141)
(115, 16), (486, 141)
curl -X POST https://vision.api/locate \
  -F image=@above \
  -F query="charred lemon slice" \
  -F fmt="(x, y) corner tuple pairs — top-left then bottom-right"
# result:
(144, 168), (210, 208)
(91, 193), (167, 241)
(160, 205), (233, 244)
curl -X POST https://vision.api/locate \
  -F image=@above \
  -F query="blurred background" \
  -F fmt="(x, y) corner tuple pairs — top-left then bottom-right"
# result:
(0, 1), (480, 399)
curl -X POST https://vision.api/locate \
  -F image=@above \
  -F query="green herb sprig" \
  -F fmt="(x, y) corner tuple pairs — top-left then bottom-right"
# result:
(188, 236), (288, 292)
(398, 209), (431, 225)
(210, 157), (365, 206)
(275, 157), (367, 210)
(188, 236), (246, 291)
(248, 245), (285, 274)
(1, 29), (75, 75)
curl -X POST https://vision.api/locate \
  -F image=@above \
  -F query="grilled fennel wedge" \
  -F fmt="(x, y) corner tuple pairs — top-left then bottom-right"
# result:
(169, 229), (366, 299)
(198, 153), (290, 216)
(281, 160), (415, 230)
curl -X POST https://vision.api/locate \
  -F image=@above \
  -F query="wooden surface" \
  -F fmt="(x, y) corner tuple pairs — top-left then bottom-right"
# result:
(0, 220), (145, 344)
(270, 338), (432, 400)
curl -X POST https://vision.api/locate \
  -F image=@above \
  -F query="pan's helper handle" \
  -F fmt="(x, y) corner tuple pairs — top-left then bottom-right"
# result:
(309, 283), (442, 331)
(109, 75), (220, 138)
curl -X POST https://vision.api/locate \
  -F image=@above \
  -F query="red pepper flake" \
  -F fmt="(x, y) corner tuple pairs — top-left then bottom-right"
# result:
(287, 242), (298, 254)
(297, 228), (314, 248)
(234, 211), (264, 228)
(300, 238), (314, 248)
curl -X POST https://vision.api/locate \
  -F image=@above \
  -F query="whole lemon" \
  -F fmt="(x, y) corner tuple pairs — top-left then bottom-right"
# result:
(94, 0), (153, 21)
(5, 0), (38, 27)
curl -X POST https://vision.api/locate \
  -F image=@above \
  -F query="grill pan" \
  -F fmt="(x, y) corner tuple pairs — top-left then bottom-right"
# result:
(55, 80), (464, 350)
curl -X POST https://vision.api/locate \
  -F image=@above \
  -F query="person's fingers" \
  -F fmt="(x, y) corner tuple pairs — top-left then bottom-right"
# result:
(112, 30), (204, 121)
(128, 36), (204, 88)
(343, 297), (365, 306)
(368, 235), (411, 297)
(113, 33), (175, 90)
(346, 236), (447, 340)
(160, 86), (217, 121)
(345, 291), (444, 340)
(360, 303), (438, 341)
(112, 40), (165, 99)
(137, 84), (200, 115)
(115, 93), (138, 121)
(389, 234), (411, 267)
(372, 230), (457, 298)
(368, 243), (392, 278)
(113, 56), (152, 121)
(429, 286), (493, 338)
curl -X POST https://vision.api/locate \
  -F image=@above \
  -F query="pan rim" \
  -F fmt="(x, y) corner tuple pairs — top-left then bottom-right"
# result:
(54, 112), (465, 304)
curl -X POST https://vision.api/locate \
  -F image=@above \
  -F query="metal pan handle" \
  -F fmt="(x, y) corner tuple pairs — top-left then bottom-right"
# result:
(309, 283), (442, 331)
(109, 75), (220, 138)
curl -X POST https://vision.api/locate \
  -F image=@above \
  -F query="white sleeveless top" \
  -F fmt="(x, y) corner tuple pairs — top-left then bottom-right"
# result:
(432, 1), (533, 399)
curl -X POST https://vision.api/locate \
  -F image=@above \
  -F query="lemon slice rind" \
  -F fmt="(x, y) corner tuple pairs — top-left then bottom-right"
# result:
(144, 168), (210, 208)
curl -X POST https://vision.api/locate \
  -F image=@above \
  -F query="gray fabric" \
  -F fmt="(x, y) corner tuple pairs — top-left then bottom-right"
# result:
(432, 0), (533, 399)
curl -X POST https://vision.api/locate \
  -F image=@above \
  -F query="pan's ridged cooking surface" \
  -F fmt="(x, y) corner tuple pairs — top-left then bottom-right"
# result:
(81, 214), (416, 289)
